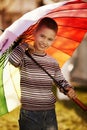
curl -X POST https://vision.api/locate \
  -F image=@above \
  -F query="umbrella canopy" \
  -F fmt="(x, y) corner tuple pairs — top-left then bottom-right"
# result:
(17, 0), (87, 66)
(46, 0), (87, 66)
(0, 0), (87, 66)
(0, 0), (87, 116)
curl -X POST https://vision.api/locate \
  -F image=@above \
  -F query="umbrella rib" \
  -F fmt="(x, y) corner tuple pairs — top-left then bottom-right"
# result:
(54, 16), (87, 18)
(51, 44), (74, 56)
(58, 24), (87, 31)
(47, 3), (87, 15)
(50, 8), (87, 13)
(51, 45), (71, 56)
(57, 34), (81, 43)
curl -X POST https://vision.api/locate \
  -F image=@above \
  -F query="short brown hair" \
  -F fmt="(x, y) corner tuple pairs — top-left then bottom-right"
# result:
(36, 17), (58, 33)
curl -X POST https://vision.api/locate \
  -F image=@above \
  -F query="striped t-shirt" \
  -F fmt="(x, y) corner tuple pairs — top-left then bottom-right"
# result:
(9, 45), (70, 110)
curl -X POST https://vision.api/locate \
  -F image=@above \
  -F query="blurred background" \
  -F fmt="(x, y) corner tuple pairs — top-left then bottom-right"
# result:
(0, 0), (87, 130)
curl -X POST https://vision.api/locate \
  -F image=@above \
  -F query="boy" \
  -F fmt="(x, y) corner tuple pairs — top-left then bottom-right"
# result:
(9, 17), (76, 130)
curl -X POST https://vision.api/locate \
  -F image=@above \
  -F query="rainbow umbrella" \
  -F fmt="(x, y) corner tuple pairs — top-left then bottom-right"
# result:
(0, 0), (87, 116)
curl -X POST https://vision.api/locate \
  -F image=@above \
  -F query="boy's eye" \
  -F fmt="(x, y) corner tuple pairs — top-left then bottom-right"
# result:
(40, 34), (45, 38)
(48, 38), (54, 42)
(40, 34), (54, 42)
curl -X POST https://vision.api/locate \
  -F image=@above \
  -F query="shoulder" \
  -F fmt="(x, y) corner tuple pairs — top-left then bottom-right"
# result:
(46, 54), (58, 64)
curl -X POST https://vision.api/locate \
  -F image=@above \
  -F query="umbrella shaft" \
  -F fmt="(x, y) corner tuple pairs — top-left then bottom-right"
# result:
(72, 98), (87, 111)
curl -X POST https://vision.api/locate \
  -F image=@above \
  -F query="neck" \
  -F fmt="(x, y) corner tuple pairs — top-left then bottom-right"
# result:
(33, 48), (46, 55)
(31, 49), (46, 56)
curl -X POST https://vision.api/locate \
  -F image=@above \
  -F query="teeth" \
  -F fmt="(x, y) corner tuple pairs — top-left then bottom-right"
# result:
(40, 45), (45, 48)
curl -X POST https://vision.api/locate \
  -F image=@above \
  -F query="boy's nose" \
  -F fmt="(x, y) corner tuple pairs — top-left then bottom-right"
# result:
(43, 38), (48, 45)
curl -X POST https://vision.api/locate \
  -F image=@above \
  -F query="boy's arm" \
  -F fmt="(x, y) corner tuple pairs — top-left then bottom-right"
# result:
(9, 43), (28, 67)
(54, 63), (77, 99)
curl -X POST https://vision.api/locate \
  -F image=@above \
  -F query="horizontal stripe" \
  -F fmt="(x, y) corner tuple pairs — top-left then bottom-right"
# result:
(9, 45), (70, 110)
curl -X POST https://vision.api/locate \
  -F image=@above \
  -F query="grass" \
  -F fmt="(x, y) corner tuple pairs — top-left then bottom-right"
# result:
(56, 86), (87, 130)
(0, 86), (87, 130)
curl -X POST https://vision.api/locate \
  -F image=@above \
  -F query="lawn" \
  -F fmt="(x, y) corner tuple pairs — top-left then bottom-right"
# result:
(0, 87), (87, 130)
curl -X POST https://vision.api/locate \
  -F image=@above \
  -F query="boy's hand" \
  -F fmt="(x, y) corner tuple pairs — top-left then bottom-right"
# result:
(28, 44), (35, 53)
(19, 43), (35, 53)
(19, 43), (28, 51)
(65, 87), (77, 99)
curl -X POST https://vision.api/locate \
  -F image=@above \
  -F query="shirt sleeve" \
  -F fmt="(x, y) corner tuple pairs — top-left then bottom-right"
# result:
(54, 62), (71, 89)
(9, 43), (28, 67)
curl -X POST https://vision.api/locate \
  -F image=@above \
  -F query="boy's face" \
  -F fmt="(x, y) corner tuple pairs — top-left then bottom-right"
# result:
(34, 25), (56, 53)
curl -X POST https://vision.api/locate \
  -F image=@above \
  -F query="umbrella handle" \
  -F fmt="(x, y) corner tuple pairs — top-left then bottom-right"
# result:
(72, 97), (87, 111)
(61, 87), (87, 111)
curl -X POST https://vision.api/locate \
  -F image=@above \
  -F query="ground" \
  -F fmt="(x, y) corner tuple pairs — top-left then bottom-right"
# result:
(0, 87), (87, 130)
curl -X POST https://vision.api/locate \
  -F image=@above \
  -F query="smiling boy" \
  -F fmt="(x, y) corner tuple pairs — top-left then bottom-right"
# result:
(9, 17), (77, 130)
